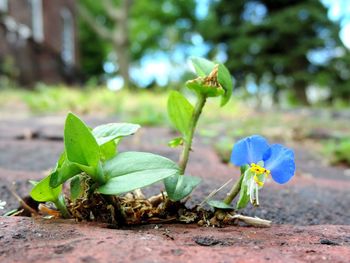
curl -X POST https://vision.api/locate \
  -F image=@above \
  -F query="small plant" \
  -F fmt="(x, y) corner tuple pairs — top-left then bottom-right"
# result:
(25, 57), (295, 227)
(206, 135), (295, 212)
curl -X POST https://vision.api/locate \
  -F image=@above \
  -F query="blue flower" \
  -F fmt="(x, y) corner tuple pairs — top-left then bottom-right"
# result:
(230, 135), (295, 184)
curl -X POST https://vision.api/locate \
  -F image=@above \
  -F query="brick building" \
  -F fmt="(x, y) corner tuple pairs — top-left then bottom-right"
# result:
(0, 0), (79, 86)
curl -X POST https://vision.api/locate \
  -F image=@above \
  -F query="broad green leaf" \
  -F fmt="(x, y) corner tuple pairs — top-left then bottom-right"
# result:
(167, 91), (194, 136)
(102, 151), (179, 179)
(64, 113), (100, 168)
(190, 57), (216, 77)
(207, 199), (234, 210)
(30, 174), (62, 202)
(218, 63), (233, 106)
(98, 169), (178, 195)
(164, 174), (201, 201)
(92, 123), (140, 146)
(98, 151), (179, 195)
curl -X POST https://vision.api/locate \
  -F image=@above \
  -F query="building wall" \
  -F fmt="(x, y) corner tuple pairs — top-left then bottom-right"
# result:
(0, 0), (79, 86)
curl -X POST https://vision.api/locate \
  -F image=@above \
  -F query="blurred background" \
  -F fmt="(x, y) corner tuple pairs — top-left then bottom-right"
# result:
(0, 0), (350, 167)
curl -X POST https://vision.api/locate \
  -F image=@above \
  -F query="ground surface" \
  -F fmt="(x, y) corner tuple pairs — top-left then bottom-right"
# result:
(1, 114), (350, 262)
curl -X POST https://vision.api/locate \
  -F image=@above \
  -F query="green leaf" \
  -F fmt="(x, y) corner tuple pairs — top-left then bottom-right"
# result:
(100, 140), (118, 161)
(98, 169), (178, 195)
(168, 137), (183, 148)
(207, 199), (234, 210)
(236, 170), (252, 209)
(30, 174), (62, 202)
(29, 180), (38, 187)
(186, 79), (225, 97)
(50, 155), (81, 188)
(97, 151), (179, 195)
(236, 184), (250, 210)
(218, 63), (233, 106)
(190, 57), (216, 77)
(70, 175), (82, 201)
(167, 91), (194, 136)
(92, 123), (140, 146)
(164, 174), (201, 201)
(102, 151), (179, 179)
(64, 113), (100, 168)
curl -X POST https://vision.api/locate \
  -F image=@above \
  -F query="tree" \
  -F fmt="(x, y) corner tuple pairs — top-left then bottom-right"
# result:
(199, 0), (349, 104)
(78, 0), (196, 88)
(79, 0), (132, 88)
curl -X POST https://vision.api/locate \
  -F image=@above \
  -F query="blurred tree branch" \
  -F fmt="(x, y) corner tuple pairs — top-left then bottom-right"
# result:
(101, 0), (122, 22)
(78, 4), (112, 41)
(78, 0), (133, 88)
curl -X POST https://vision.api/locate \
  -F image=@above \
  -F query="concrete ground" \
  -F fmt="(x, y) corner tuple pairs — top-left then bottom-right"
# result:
(0, 115), (349, 262)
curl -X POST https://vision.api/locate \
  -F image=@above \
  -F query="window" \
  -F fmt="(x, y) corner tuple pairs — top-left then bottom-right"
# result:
(0, 0), (8, 12)
(61, 8), (75, 65)
(31, 0), (44, 42)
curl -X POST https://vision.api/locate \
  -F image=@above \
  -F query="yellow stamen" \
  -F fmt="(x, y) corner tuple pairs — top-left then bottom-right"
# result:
(250, 163), (270, 175)
(250, 163), (270, 186)
(253, 175), (264, 187)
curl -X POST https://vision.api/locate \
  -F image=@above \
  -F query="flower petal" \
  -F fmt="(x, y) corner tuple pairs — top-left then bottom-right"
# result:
(263, 144), (295, 184)
(230, 135), (270, 166)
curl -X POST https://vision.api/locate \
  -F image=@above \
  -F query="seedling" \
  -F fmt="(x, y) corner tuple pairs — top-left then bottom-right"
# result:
(25, 57), (295, 227)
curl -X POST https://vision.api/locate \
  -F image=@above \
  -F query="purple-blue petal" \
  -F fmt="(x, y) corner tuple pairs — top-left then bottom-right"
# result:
(230, 135), (270, 166)
(263, 144), (295, 184)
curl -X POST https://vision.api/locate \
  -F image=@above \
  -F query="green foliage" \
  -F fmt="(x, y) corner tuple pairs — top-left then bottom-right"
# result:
(70, 175), (82, 201)
(186, 57), (233, 102)
(218, 64), (233, 106)
(30, 112), (170, 215)
(49, 153), (81, 188)
(167, 91), (194, 137)
(324, 138), (350, 165)
(93, 123), (140, 146)
(98, 152), (179, 195)
(102, 152), (178, 179)
(200, 0), (350, 104)
(164, 174), (201, 201)
(27, 57), (237, 219)
(129, 103), (168, 126)
(31, 175), (62, 203)
(79, 0), (197, 78)
(64, 113), (101, 181)
(207, 200), (234, 210)
(168, 137), (183, 148)
(186, 78), (225, 97)
(236, 170), (252, 210)
(165, 57), (233, 200)
(190, 57), (216, 77)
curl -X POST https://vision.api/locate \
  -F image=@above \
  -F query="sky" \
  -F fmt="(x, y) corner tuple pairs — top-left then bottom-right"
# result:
(322, 0), (350, 48)
(108, 0), (350, 90)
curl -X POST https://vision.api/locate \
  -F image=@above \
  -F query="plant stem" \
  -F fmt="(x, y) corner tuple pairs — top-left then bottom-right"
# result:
(223, 174), (244, 205)
(178, 94), (206, 175)
(55, 195), (70, 218)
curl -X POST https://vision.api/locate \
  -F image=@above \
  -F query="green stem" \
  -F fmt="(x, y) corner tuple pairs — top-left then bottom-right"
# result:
(178, 94), (206, 175)
(223, 174), (244, 205)
(55, 195), (70, 218)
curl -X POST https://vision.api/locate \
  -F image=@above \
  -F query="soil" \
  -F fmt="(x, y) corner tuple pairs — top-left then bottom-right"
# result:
(1, 115), (350, 262)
